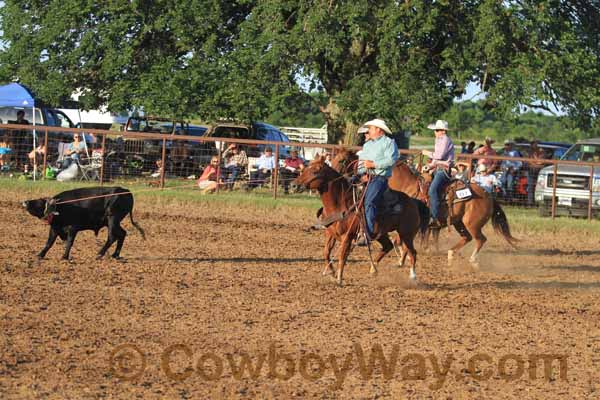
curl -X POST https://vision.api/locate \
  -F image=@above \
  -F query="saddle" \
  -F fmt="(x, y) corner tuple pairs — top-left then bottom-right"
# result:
(445, 180), (474, 205)
(377, 188), (408, 216)
(444, 180), (475, 225)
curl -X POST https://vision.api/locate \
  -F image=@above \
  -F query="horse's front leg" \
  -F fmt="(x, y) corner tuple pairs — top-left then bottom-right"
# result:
(322, 231), (336, 276)
(335, 235), (354, 286)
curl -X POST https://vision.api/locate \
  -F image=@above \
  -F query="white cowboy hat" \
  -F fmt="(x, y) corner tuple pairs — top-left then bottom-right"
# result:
(357, 125), (369, 134)
(477, 163), (487, 173)
(427, 120), (449, 131)
(363, 119), (392, 134)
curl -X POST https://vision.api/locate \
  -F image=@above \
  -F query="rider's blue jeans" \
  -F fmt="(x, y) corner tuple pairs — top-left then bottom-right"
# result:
(364, 175), (388, 239)
(428, 169), (450, 221)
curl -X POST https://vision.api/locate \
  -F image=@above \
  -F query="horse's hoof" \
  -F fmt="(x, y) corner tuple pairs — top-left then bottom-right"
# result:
(369, 267), (377, 275)
(409, 269), (417, 281)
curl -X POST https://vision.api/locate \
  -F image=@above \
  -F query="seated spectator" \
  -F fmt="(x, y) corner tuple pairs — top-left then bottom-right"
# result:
(453, 161), (470, 183)
(61, 134), (86, 170)
(471, 164), (498, 194)
(197, 156), (219, 194)
(221, 143), (247, 190)
(472, 137), (497, 172)
(281, 150), (305, 194)
(28, 144), (46, 171)
(248, 147), (275, 190)
(0, 134), (12, 170)
(151, 159), (163, 178)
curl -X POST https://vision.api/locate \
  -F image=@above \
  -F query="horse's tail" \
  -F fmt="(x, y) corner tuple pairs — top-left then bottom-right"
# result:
(491, 199), (517, 248)
(414, 199), (430, 240)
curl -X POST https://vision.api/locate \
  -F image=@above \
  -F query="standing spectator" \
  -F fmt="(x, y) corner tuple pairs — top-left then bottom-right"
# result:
(169, 140), (189, 177)
(16, 110), (30, 125)
(460, 142), (468, 153)
(526, 140), (547, 205)
(324, 152), (332, 167)
(248, 147), (275, 189)
(422, 119), (454, 227)
(13, 110), (31, 169)
(499, 140), (522, 197)
(471, 164), (499, 194)
(280, 150), (305, 194)
(472, 137), (497, 172)
(221, 143), (248, 190)
(466, 141), (476, 153)
(197, 156), (219, 194)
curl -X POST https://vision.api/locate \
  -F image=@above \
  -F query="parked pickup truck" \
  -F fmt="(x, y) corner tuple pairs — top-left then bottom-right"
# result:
(535, 138), (600, 217)
(120, 116), (291, 172)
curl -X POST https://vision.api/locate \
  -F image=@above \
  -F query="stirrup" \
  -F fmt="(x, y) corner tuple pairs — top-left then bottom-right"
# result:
(429, 219), (442, 228)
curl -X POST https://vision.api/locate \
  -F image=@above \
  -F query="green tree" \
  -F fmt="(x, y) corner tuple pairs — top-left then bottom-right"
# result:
(1, 1), (599, 143)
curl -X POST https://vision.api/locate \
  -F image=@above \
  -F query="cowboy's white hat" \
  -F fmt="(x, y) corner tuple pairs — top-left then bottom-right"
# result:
(477, 163), (487, 172)
(357, 125), (369, 134)
(427, 120), (450, 131)
(364, 119), (392, 135)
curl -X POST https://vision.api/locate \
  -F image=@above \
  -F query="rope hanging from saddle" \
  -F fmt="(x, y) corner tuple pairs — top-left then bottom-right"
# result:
(315, 178), (365, 228)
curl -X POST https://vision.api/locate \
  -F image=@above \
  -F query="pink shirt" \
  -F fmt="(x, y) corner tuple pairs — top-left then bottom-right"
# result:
(473, 146), (497, 168)
(198, 165), (218, 182)
(429, 134), (455, 169)
(284, 157), (304, 170)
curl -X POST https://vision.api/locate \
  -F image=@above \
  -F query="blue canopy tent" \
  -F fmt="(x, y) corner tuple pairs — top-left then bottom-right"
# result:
(0, 83), (39, 179)
(0, 83), (36, 108)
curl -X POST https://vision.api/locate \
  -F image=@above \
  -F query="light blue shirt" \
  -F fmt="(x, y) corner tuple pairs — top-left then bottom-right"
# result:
(358, 135), (398, 177)
(255, 154), (275, 170)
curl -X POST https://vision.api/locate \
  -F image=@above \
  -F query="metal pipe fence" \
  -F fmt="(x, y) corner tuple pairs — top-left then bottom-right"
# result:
(1, 123), (599, 220)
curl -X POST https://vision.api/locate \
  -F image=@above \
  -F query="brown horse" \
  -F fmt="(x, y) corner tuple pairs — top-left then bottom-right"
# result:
(391, 161), (517, 266)
(295, 157), (424, 285)
(388, 162), (440, 250)
(333, 154), (517, 267)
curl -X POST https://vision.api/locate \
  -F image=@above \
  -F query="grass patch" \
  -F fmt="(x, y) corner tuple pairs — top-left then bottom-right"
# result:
(0, 176), (321, 211)
(3, 176), (599, 233)
(503, 206), (600, 234)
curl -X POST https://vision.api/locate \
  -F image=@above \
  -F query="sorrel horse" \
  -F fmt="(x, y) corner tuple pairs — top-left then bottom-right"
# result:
(390, 162), (518, 266)
(295, 157), (424, 286)
(330, 147), (430, 250)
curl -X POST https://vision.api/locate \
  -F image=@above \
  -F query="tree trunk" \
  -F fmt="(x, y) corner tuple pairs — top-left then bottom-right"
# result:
(321, 97), (360, 146)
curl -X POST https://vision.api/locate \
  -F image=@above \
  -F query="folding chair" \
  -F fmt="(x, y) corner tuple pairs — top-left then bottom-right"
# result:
(79, 149), (103, 181)
(56, 142), (70, 168)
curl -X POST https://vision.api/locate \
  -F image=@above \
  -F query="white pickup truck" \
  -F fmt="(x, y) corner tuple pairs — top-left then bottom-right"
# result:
(535, 138), (600, 217)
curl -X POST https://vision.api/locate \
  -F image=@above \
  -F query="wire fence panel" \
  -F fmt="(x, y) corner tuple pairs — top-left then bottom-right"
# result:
(2, 123), (599, 220)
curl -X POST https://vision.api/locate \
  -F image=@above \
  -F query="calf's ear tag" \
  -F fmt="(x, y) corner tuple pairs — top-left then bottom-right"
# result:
(52, 211), (60, 216)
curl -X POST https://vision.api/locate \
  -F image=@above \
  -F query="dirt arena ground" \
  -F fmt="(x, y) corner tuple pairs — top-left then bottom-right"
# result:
(1, 188), (600, 399)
